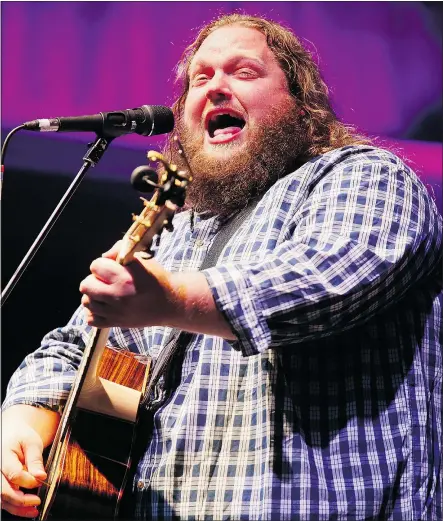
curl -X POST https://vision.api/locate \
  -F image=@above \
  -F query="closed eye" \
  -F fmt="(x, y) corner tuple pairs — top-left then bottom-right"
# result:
(236, 68), (257, 78)
(191, 74), (210, 87)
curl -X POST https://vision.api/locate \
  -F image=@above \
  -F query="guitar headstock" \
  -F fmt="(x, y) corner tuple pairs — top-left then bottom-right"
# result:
(117, 147), (192, 265)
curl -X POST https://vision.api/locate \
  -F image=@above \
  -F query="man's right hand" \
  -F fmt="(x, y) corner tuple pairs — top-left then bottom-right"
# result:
(1, 405), (60, 518)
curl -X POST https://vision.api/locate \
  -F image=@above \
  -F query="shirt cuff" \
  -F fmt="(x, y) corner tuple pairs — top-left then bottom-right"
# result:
(1, 398), (64, 414)
(203, 264), (272, 356)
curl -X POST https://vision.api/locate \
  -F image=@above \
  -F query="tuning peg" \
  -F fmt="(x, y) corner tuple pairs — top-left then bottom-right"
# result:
(139, 197), (157, 210)
(131, 166), (160, 193)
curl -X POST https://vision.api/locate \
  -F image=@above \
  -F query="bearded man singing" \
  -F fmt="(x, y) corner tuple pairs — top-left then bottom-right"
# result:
(2, 13), (442, 521)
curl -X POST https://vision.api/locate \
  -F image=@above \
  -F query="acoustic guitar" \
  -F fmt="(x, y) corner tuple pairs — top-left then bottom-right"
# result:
(36, 149), (191, 520)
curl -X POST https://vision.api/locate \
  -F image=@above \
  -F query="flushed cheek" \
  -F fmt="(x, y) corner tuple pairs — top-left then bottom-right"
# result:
(181, 110), (203, 138)
(183, 93), (206, 124)
(182, 107), (198, 130)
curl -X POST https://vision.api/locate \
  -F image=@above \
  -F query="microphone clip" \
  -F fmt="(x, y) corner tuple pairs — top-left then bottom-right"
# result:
(83, 135), (115, 167)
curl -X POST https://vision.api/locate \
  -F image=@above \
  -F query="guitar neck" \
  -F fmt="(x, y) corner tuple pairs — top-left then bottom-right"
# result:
(81, 327), (111, 390)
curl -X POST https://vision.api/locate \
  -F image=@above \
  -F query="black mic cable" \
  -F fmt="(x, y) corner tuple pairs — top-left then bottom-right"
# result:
(1, 124), (25, 165)
(1, 124), (25, 200)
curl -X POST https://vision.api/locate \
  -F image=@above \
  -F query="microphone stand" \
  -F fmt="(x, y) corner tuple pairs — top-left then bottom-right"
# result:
(1, 135), (114, 307)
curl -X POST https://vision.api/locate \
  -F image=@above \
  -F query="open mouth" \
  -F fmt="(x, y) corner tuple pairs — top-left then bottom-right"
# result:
(207, 113), (246, 142)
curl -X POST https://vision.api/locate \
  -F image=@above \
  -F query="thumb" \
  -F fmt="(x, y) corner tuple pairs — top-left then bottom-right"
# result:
(23, 439), (46, 480)
(102, 240), (122, 260)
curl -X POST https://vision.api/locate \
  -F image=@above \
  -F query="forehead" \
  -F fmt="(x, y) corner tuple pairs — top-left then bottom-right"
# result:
(190, 25), (275, 70)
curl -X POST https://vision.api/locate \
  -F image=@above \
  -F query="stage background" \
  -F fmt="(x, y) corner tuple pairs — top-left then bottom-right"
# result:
(1, 1), (442, 397)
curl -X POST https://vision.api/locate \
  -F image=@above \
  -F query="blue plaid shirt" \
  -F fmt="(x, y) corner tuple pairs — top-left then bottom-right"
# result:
(4, 146), (442, 520)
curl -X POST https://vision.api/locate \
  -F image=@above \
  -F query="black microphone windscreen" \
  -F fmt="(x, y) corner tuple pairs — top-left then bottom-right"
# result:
(141, 105), (174, 136)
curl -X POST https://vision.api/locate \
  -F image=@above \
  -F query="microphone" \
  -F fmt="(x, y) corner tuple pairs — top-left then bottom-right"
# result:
(22, 105), (174, 138)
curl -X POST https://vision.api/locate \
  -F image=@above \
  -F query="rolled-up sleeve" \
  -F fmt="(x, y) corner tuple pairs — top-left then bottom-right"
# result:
(203, 150), (442, 356)
(2, 306), (91, 411)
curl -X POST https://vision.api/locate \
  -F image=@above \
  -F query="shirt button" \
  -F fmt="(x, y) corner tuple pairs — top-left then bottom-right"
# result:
(137, 480), (145, 490)
(195, 239), (204, 247)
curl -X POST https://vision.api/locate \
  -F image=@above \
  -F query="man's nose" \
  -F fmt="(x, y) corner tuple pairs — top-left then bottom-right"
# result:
(206, 72), (232, 102)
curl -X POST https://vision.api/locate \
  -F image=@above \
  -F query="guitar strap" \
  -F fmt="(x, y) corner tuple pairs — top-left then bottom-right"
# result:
(140, 197), (260, 409)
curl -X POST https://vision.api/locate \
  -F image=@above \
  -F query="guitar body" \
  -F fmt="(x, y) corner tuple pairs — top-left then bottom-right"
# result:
(38, 347), (151, 520)
(39, 410), (134, 519)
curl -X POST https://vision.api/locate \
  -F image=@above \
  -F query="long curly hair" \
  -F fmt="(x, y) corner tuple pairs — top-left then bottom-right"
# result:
(167, 13), (372, 161)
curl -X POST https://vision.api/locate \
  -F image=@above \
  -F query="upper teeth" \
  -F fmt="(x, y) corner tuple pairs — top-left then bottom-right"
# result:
(207, 113), (245, 138)
(210, 112), (235, 122)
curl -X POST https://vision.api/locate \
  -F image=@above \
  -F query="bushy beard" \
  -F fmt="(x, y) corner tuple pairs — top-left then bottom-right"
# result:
(170, 101), (305, 216)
